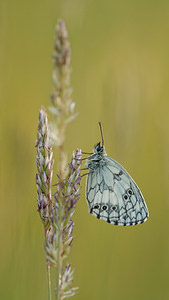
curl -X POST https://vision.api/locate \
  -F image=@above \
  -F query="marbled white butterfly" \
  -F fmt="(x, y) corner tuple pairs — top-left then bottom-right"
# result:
(84, 123), (149, 226)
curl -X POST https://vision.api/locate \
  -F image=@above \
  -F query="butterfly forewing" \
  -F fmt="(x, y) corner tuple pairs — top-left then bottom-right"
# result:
(86, 155), (149, 226)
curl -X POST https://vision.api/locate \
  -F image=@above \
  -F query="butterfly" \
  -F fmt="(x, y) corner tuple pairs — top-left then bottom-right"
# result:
(84, 122), (149, 226)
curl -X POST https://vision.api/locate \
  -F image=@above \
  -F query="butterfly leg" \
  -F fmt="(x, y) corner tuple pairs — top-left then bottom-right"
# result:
(81, 151), (93, 155)
(81, 173), (89, 177)
(74, 157), (87, 161)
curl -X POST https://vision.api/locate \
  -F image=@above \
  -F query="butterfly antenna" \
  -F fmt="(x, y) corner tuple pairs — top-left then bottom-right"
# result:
(98, 122), (104, 147)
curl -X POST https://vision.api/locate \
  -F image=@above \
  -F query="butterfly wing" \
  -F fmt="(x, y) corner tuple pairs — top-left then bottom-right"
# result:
(86, 156), (149, 226)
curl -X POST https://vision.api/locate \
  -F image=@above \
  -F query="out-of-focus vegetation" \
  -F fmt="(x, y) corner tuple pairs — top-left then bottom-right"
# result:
(1, 1), (169, 299)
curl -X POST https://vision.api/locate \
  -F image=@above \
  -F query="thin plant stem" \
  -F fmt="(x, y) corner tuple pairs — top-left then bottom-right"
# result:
(47, 263), (52, 300)
(55, 144), (64, 300)
(55, 196), (61, 300)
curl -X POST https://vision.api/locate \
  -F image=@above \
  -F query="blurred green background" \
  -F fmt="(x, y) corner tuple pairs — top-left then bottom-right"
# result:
(1, 0), (169, 299)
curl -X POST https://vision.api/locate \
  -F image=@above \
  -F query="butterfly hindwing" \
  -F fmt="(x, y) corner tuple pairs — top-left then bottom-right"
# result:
(86, 156), (149, 226)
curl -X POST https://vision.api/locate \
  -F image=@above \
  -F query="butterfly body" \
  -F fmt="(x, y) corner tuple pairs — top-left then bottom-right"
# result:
(85, 141), (149, 226)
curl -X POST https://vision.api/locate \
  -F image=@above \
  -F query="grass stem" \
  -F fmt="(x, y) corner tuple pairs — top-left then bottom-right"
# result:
(47, 262), (52, 300)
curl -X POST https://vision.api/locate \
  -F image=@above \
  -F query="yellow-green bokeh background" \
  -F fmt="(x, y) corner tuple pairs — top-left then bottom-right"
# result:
(1, 1), (169, 299)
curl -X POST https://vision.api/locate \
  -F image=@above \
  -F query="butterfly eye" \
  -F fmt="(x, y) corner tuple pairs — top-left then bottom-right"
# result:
(123, 194), (128, 200)
(127, 188), (133, 196)
(102, 205), (108, 211)
(95, 142), (104, 153)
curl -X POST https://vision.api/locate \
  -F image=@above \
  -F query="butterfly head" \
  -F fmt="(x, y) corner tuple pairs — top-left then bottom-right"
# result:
(92, 123), (106, 155)
(93, 142), (105, 155)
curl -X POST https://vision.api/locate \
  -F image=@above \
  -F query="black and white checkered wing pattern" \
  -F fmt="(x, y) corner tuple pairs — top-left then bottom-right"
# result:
(86, 156), (149, 226)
